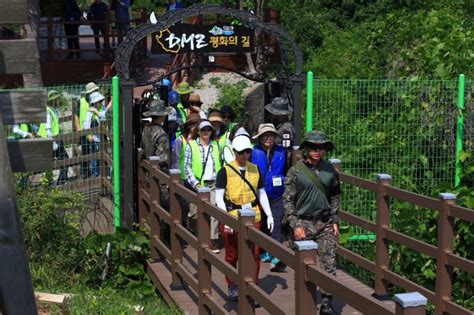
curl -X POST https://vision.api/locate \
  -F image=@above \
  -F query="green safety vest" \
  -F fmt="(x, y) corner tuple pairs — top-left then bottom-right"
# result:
(79, 97), (90, 130)
(12, 124), (30, 139)
(179, 135), (188, 180)
(177, 102), (187, 124)
(188, 139), (222, 186)
(38, 107), (59, 137)
(217, 133), (228, 158)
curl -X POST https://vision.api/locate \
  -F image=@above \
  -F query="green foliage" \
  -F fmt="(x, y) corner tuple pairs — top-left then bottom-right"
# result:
(17, 186), (87, 289)
(17, 187), (174, 311)
(210, 77), (249, 121)
(80, 227), (156, 300)
(68, 285), (181, 315)
(270, 0), (473, 79)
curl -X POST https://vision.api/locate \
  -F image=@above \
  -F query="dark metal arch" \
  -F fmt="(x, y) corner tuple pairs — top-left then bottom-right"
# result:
(114, 4), (303, 80)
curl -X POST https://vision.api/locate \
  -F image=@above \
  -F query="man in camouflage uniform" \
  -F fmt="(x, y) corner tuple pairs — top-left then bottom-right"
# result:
(141, 99), (171, 209)
(264, 97), (295, 149)
(283, 130), (341, 315)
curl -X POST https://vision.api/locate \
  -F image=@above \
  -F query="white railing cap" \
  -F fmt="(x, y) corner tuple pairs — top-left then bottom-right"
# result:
(294, 240), (318, 251)
(169, 169), (181, 175)
(439, 192), (456, 200)
(393, 292), (427, 308)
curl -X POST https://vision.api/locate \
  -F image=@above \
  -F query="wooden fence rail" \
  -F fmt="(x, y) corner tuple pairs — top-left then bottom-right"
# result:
(136, 158), (473, 314)
(330, 160), (474, 315)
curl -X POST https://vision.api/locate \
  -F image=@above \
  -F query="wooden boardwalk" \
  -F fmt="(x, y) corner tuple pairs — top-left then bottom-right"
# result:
(147, 244), (396, 315)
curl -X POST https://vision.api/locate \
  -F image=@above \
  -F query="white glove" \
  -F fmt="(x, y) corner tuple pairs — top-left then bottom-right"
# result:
(266, 215), (274, 233)
(224, 225), (233, 234)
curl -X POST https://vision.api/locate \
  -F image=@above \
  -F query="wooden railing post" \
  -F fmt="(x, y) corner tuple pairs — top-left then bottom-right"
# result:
(374, 173), (391, 297)
(47, 16), (53, 61)
(149, 159), (161, 262)
(394, 292), (427, 315)
(169, 169), (184, 290)
(197, 187), (212, 313)
(238, 209), (257, 314)
(137, 157), (147, 226)
(435, 193), (456, 315)
(294, 240), (319, 314)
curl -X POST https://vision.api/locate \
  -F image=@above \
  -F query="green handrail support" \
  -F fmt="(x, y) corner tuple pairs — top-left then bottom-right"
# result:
(306, 71), (314, 132)
(455, 74), (465, 187)
(112, 76), (121, 228)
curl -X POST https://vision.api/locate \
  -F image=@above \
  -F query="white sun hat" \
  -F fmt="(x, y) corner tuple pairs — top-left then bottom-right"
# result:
(232, 134), (253, 152)
(89, 91), (105, 104)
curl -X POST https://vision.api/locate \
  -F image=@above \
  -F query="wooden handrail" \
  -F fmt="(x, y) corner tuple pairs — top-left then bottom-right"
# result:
(138, 157), (474, 314)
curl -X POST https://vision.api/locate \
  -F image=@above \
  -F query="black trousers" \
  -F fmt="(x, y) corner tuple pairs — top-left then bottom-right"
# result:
(64, 23), (80, 55)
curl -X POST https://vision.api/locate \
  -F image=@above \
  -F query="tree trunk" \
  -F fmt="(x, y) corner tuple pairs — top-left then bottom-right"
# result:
(22, 0), (43, 87)
(254, 0), (268, 80)
(236, 0), (257, 76)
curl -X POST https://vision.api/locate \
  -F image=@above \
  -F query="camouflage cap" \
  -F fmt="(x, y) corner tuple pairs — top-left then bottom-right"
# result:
(300, 130), (334, 151)
(264, 97), (293, 115)
(143, 99), (171, 117)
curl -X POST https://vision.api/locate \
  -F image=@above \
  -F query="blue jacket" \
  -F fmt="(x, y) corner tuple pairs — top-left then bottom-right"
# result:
(251, 144), (286, 200)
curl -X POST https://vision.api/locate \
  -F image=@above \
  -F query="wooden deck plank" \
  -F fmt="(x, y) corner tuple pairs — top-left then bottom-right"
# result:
(147, 242), (395, 314)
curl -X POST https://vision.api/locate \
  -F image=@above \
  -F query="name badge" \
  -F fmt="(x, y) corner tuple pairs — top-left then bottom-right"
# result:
(272, 176), (282, 187)
(241, 203), (253, 211)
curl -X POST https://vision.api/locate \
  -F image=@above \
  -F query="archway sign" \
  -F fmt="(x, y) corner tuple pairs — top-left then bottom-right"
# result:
(114, 4), (305, 227)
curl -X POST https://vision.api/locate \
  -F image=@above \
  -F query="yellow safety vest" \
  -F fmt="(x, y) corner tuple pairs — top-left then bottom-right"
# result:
(38, 107), (59, 137)
(79, 97), (90, 130)
(188, 139), (222, 186)
(224, 159), (261, 222)
(179, 135), (188, 180)
(177, 102), (187, 124)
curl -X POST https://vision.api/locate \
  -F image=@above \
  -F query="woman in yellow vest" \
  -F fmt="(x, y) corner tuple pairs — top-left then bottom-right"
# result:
(215, 135), (274, 303)
(184, 120), (221, 253)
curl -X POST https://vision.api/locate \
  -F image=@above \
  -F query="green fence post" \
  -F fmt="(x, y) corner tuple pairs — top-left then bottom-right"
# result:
(306, 71), (314, 132)
(112, 76), (121, 228)
(455, 74), (465, 187)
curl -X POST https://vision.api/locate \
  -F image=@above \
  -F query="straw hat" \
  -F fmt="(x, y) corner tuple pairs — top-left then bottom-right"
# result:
(208, 111), (223, 122)
(176, 82), (193, 95)
(188, 93), (203, 105)
(85, 82), (99, 94)
(252, 123), (280, 139)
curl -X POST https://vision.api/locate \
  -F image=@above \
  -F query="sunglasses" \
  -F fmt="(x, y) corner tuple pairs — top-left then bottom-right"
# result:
(189, 101), (202, 106)
(200, 127), (212, 132)
(236, 149), (252, 155)
(307, 144), (326, 151)
(222, 114), (233, 119)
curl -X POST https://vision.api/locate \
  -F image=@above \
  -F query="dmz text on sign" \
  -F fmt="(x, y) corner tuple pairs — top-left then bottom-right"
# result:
(151, 24), (255, 54)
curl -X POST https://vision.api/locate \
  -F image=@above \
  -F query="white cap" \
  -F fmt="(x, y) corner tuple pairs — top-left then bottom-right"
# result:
(234, 127), (250, 137)
(232, 135), (252, 152)
(199, 120), (214, 130)
(168, 107), (177, 122)
(89, 91), (105, 104)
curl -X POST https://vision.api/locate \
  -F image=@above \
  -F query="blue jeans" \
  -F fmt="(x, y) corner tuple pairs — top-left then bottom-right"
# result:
(91, 141), (100, 177)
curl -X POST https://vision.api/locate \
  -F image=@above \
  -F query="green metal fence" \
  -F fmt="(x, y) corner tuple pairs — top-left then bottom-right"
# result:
(5, 83), (114, 233)
(310, 79), (473, 301)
